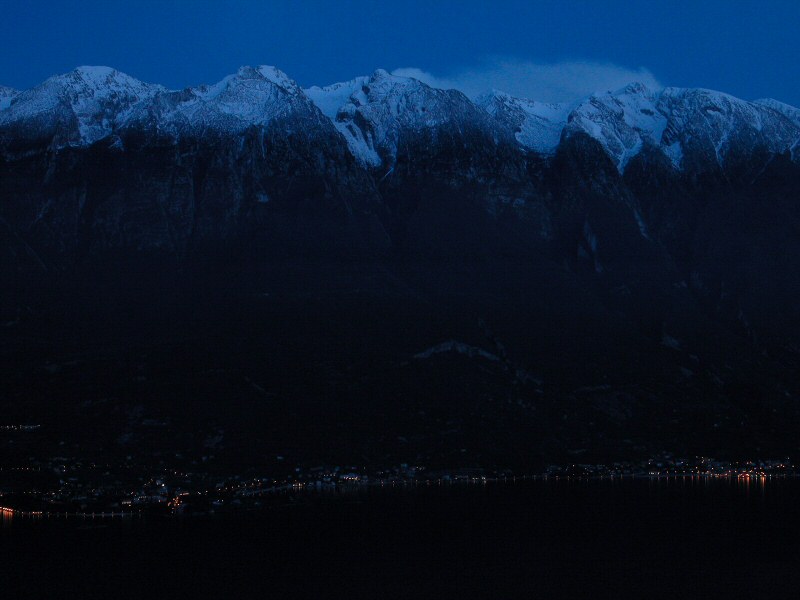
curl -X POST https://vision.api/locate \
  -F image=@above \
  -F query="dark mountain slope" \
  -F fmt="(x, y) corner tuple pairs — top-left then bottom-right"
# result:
(2, 67), (800, 467)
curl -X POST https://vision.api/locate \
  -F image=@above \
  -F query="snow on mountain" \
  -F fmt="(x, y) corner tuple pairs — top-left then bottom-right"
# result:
(307, 71), (800, 172)
(306, 69), (500, 168)
(478, 90), (571, 155)
(0, 86), (17, 111)
(655, 88), (800, 168)
(555, 84), (800, 171)
(2, 64), (799, 171)
(305, 76), (378, 165)
(754, 99), (800, 159)
(754, 98), (800, 127)
(122, 65), (317, 138)
(564, 83), (670, 170)
(0, 66), (163, 146)
(305, 76), (369, 120)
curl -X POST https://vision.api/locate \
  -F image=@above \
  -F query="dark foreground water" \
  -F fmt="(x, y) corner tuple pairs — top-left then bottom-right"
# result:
(2, 477), (800, 599)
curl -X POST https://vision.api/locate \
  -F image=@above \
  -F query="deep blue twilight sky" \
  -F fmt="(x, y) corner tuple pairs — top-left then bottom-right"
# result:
(1, 0), (799, 105)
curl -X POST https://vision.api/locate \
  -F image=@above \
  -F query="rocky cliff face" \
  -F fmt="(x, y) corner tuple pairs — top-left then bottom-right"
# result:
(3, 66), (800, 462)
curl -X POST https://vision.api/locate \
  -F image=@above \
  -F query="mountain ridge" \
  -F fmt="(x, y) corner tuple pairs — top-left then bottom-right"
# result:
(2, 65), (799, 173)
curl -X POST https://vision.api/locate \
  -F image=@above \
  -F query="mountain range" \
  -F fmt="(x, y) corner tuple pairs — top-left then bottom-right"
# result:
(2, 65), (800, 467)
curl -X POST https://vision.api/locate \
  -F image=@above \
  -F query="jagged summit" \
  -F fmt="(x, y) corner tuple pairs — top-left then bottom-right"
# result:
(190, 65), (301, 100)
(250, 65), (300, 93)
(120, 64), (316, 138)
(72, 65), (135, 82)
(307, 68), (453, 166)
(306, 68), (506, 167)
(8, 66), (160, 110)
(0, 66), (162, 146)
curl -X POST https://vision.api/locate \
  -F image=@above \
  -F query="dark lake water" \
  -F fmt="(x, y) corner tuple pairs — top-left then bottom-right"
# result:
(2, 477), (800, 599)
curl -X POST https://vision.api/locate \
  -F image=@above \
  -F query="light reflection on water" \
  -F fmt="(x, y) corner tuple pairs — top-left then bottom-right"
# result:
(0, 473), (795, 529)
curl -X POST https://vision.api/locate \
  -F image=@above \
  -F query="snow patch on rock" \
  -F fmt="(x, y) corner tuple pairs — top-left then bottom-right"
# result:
(478, 90), (571, 154)
(0, 85), (17, 111)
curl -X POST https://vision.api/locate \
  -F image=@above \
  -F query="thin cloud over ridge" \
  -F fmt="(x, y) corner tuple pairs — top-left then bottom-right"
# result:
(392, 59), (662, 103)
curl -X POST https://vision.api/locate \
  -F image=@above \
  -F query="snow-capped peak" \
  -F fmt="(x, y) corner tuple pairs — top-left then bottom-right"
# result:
(0, 66), (163, 146)
(564, 82), (671, 170)
(655, 87), (800, 168)
(306, 68), (486, 168)
(478, 90), (571, 155)
(39, 66), (162, 105)
(556, 84), (800, 171)
(72, 65), (134, 84)
(190, 65), (300, 99)
(252, 65), (299, 92)
(121, 65), (317, 138)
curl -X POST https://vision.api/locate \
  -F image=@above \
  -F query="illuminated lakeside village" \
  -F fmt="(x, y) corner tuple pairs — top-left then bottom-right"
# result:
(1, 420), (796, 521)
